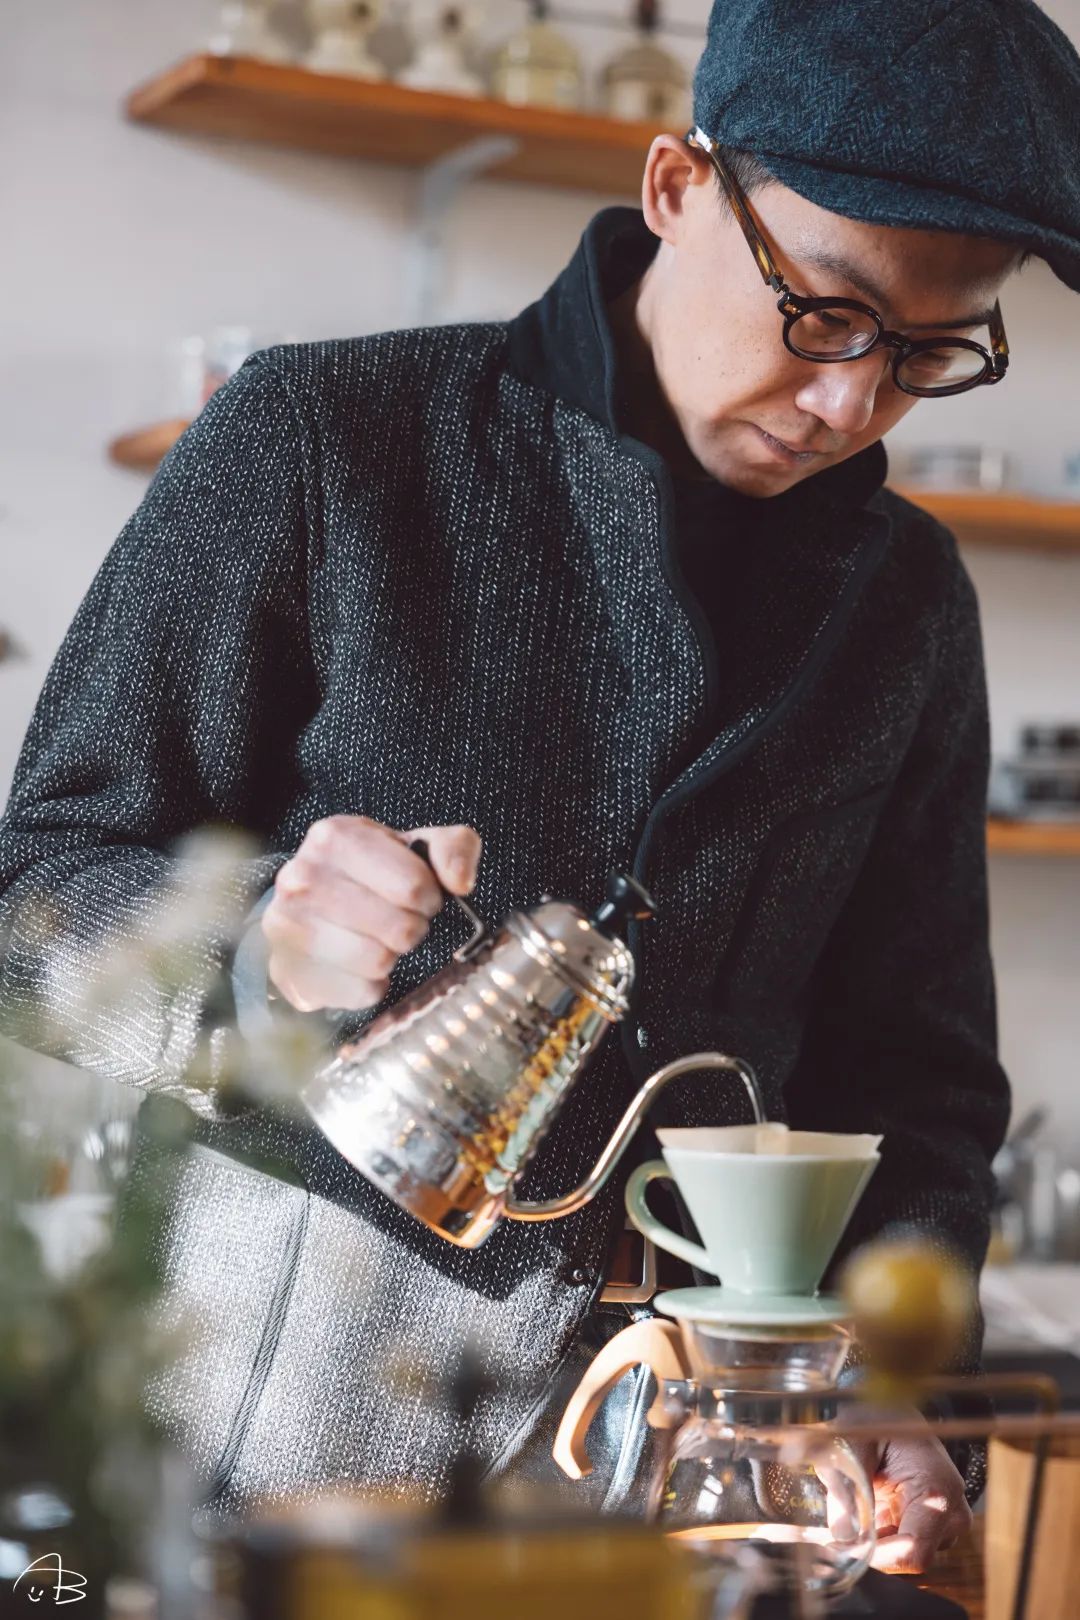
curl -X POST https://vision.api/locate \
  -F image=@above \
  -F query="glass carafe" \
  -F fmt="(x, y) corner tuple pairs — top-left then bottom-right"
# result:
(655, 1389), (875, 1601)
(553, 1312), (876, 1604)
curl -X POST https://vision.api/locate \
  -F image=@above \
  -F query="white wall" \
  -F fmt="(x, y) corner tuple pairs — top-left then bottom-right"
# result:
(2, 0), (1079, 1153)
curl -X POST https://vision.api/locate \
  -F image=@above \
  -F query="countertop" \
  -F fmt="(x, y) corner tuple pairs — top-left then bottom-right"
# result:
(922, 1526), (984, 1620)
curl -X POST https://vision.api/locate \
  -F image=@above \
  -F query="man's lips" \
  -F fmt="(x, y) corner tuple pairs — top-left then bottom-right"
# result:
(751, 425), (834, 464)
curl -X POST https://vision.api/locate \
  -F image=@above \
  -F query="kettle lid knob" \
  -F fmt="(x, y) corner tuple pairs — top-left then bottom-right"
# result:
(590, 871), (657, 940)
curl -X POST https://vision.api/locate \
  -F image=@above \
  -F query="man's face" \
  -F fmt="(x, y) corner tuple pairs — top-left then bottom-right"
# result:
(634, 140), (1021, 496)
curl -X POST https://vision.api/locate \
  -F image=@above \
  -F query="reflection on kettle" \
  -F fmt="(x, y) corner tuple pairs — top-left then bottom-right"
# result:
(302, 841), (764, 1248)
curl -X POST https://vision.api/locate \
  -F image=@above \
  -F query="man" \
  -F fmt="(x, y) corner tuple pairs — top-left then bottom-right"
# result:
(2, 0), (1078, 1576)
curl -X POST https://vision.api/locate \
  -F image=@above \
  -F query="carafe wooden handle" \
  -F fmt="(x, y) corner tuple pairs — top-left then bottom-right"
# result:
(552, 1317), (692, 1481)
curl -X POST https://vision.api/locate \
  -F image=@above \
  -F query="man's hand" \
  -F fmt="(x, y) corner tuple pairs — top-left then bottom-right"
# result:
(853, 1428), (972, 1575)
(263, 817), (483, 1013)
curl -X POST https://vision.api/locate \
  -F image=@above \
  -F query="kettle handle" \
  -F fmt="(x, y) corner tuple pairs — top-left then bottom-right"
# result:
(551, 1317), (692, 1480)
(408, 838), (490, 963)
(504, 1051), (764, 1223)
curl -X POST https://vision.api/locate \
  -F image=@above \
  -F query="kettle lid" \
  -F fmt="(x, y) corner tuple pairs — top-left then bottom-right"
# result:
(510, 872), (656, 1020)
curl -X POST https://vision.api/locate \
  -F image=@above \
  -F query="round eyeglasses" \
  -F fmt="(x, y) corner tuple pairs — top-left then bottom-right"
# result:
(779, 292), (1006, 398)
(687, 128), (1010, 400)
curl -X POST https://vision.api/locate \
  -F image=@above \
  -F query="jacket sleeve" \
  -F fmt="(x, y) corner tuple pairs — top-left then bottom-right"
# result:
(0, 354), (322, 1120)
(785, 546), (1011, 1317)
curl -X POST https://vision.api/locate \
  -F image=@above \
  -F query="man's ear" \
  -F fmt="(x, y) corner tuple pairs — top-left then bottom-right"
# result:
(641, 133), (713, 246)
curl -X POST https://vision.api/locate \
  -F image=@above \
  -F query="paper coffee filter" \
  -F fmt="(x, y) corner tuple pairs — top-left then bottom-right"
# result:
(656, 1122), (882, 1159)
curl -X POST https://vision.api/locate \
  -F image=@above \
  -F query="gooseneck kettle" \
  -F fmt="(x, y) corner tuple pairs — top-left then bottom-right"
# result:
(302, 842), (763, 1248)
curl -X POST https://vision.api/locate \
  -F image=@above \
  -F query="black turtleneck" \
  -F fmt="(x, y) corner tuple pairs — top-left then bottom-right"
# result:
(594, 212), (777, 704)
(668, 473), (765, 690)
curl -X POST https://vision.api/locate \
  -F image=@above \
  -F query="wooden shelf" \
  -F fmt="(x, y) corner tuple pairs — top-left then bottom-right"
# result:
(988, 819), (1080, 856)
(125, 54), (667, 194)
(108, 418), (189, 472)
(892, 488), (1080, 554)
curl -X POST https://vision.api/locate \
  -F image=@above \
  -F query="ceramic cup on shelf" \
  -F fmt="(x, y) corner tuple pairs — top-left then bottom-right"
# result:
(305, 0), (386, 79)
(399, 2), (485, 97)
(208, 0), (293, 62)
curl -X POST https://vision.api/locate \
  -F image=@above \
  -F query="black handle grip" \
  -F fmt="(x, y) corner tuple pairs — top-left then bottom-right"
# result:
(590, 871), (657, 939)
(408, 837), (490, 962)
(408, 837), (443, 894)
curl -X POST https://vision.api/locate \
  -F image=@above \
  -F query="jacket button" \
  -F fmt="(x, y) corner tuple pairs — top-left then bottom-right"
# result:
(570, 1267), (591, 1286)
(636, 1025), (649, 1049)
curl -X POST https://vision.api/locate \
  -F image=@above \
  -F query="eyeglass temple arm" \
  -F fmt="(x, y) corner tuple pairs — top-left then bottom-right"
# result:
(989, 300), (1009, 361)
(688, 127), (785, 293)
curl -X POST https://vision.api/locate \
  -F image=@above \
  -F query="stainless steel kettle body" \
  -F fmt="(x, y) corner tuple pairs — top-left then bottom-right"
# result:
(302, 845), (763, 1248)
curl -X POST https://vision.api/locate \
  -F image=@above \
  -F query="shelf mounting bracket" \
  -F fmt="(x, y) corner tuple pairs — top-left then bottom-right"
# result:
(409, 135), (522, 327)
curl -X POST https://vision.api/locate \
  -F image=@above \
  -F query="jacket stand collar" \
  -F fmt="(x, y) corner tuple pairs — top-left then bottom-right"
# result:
(506, 206), (889, 516)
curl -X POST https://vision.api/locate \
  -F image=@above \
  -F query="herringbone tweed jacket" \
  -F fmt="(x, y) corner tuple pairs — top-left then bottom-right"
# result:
(0, 209), (1010, 1522)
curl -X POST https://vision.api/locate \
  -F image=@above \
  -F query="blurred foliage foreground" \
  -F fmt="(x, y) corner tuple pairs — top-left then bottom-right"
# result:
(0, 827), (323, 1615)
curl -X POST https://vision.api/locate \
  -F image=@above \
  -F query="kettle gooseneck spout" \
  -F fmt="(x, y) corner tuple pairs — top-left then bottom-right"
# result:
(502, 1052), (766, 1222)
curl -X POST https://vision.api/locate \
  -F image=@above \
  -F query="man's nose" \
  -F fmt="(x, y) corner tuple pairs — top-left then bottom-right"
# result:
(794, 352), (891, 437)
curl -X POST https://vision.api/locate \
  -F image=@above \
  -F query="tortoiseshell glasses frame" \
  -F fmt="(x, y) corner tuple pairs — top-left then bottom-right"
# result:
(687, 127), (1010, 398)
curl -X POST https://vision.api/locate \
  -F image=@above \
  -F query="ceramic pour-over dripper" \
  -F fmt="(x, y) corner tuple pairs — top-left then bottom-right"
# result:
(626, 1122), (882, 1299)
(555, 1126), (886, 1602)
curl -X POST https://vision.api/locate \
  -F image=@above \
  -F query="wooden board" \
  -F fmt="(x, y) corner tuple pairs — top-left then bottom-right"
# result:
(892, 489), (1080, 554)
(125, 54), (666, 195)
(922, 1524), (985, 1620)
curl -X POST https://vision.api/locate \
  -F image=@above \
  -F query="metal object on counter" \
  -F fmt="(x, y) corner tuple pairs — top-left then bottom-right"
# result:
(1028, 1146), (1063, 1262)
(992, 1110), (1080, 1264)
(303, 841), (765, 1248)
(1055, 1167), (1080, 1263)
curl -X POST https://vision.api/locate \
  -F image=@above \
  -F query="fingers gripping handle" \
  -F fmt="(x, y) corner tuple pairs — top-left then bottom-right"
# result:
(552, 1318), (692, 1481)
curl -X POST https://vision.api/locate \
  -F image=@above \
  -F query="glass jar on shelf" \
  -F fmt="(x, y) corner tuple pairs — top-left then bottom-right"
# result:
(600, 0), (689, 125)
(490, 0), (583, 112)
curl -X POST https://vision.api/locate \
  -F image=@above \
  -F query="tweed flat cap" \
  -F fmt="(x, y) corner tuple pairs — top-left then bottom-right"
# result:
(693, 0), (1080, 291)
